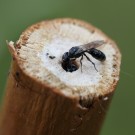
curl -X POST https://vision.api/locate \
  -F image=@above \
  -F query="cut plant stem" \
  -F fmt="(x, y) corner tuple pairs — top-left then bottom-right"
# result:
(0, 18), (121, 135)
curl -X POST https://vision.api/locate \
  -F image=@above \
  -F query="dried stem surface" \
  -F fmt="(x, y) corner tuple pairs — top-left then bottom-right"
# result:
(0, 18), (121, 135)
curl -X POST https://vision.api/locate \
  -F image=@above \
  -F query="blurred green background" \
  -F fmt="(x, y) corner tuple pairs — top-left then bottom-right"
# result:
(0, 0), (135, 134)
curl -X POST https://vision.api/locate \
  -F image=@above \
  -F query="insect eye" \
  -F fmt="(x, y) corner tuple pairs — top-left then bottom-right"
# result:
(62, 52), (69, 62)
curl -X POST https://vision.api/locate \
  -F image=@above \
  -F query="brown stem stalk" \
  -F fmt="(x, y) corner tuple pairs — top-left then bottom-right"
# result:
(0, 18), (121, 135)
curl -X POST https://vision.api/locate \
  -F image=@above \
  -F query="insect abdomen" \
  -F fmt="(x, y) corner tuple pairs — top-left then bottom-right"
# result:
(89, 48), (106, 61)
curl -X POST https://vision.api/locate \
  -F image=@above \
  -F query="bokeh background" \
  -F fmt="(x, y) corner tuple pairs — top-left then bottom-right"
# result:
(0, 0), (135, 135)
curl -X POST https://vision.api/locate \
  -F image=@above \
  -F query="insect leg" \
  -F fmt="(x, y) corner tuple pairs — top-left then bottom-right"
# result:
(83, 53), (98, 72)
(80, 55), (83, 72)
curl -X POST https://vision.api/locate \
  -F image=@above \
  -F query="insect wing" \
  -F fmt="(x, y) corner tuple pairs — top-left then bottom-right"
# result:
(79, 40), (106, 51)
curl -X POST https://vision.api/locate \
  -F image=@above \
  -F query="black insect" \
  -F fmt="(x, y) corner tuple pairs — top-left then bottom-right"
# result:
(62, 40), (106, 72)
